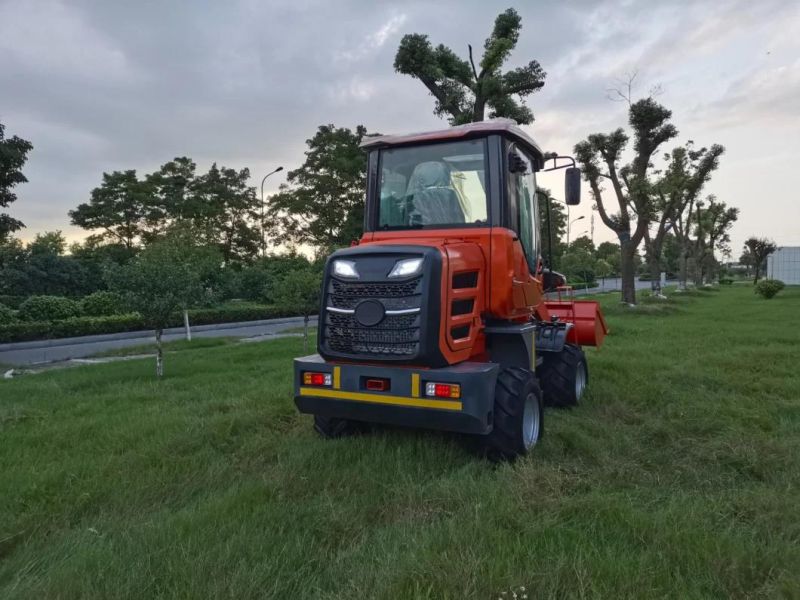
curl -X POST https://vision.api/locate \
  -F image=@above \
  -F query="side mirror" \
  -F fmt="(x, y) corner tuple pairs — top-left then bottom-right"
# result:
(565, 167), (581, 206)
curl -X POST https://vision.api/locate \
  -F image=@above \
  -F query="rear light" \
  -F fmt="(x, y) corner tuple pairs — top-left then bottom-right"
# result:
(303, 371), (332, 386)
(425, 382), (461, 399)
(365, 378), (390, 391)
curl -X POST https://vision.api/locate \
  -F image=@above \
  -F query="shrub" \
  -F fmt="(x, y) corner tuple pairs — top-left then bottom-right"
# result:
(718, 278), (734, 285)
(17, 295), (82, 322)
(755, 279), (785, 299)
(0, 295), (26, 309)
(81, 291), (125, 316)
(0, 303), (18, 325)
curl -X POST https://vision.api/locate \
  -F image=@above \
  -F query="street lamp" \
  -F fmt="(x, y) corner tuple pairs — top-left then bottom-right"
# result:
(567, 215), (585, 246)
(260, 166), (284, 256)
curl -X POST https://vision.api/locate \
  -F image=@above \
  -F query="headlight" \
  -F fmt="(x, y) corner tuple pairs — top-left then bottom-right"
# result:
(388, 257), (423, 278)
(332, 259), (359, 278)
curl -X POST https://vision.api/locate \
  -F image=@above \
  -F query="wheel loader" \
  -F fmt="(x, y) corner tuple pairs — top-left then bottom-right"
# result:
(293, 119), (608, 460)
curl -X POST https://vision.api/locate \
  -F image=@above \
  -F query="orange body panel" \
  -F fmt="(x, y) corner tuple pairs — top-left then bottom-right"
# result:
(361, 227), (604, 365)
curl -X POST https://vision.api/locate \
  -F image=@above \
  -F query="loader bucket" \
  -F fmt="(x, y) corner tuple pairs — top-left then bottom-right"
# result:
(544, 300), (608, 347)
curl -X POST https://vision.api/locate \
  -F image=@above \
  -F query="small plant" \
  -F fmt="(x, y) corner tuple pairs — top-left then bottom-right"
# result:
(718, 277), (734, 285)
(0, 303), (17, 325)
(81, 291), (125, 316)
(17, 295), (81, 322)
(755, 279), (785, 299)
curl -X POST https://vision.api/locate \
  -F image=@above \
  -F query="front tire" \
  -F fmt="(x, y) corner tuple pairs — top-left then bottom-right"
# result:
(482, 367), (543, 462)
(537, 344), (588, 408)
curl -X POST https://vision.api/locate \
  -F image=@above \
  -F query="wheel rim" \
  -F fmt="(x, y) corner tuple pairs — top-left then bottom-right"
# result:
(575, 361), (587, 400)
(522, 391), (540, 448)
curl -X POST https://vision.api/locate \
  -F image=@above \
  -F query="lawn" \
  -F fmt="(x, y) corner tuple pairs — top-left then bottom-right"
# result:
(1, 286), (798, 598)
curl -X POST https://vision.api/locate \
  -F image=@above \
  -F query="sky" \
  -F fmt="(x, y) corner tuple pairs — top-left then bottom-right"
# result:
(1, 0), (799, 256)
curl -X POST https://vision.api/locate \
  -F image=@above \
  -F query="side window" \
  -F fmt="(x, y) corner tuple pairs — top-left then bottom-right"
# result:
(509, 145), (538, 271)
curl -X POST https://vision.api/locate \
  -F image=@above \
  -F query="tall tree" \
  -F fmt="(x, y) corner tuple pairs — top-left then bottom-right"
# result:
(0, 122), (33, 242)
(267, 124), (369, 253)
(692, 196), (738, 284)
(537, 187), (567, 270)
(645, 142), (725, 290)
(191, 163), (260, 263)
(70, 170), (154, 249)
(394, 8), (546, 125)
(145, 156), (197, 231)
(574, 98), (678, 304)
(743, 237), (776, 284)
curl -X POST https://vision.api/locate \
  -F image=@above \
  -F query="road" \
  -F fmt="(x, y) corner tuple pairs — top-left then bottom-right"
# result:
(0, 316), (317, 367)
(1, 279), (667, 367)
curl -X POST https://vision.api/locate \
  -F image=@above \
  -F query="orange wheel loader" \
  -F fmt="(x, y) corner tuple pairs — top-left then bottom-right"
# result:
(293, 119), (608, 460)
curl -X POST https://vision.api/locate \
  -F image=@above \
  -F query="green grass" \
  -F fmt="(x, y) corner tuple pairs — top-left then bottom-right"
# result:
(1, 286), (798, 598)
(90, 337), (237, 358)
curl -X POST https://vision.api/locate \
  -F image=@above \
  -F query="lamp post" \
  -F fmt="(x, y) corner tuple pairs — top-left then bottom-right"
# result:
(567, 215), (585, 246)
(260, 166), (283, 257)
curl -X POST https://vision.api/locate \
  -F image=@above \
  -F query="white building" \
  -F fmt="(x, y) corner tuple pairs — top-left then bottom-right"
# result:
(767, 247), (800, 285)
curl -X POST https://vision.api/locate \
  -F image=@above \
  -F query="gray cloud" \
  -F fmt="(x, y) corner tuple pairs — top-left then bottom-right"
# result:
(1, 0), (798, 251)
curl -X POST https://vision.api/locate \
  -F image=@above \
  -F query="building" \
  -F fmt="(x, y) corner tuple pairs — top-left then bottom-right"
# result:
(767, 247), (800, 285)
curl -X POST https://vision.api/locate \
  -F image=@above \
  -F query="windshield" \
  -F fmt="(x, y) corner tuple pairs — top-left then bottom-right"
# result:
(378, 139), (488, 229)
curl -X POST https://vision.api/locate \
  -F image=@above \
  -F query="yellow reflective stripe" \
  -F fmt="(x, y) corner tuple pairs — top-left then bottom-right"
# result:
(333, 366), (341, 390)
(411, 373), (420, 397)
(298, 387), (461, 411)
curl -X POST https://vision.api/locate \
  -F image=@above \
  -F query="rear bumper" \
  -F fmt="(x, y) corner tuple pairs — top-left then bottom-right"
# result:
(293, 355), (498, 434)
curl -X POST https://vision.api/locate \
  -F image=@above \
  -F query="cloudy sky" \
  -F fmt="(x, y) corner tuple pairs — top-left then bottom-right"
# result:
(2, 0), (799, 254)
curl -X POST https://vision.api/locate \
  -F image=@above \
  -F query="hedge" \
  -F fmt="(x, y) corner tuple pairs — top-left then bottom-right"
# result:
(17, 296), (82, 322)
(0, 305), (303, 344)
(0, 295), (26, 309)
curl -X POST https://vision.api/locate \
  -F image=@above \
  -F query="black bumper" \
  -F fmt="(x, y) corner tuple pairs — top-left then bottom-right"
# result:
(293, 355), (498, 435)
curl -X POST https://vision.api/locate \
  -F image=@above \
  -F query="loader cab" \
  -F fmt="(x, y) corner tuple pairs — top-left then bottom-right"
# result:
(361, 120), (579, 274)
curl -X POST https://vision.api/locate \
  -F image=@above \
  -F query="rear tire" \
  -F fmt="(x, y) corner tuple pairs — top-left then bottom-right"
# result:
(313, 415), (364, 438)
(537, 344), (588, 408)
(482, 367), (543, 462)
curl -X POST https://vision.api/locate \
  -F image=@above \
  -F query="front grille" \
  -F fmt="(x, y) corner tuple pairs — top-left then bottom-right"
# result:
(323, 276), (423, 357)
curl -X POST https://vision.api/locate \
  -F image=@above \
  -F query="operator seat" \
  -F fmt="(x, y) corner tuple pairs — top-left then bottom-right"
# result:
(405, 161), (466, 225)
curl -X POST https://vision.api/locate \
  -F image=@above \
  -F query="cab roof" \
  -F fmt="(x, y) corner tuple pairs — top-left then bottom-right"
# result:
(360, 118), (544, 157)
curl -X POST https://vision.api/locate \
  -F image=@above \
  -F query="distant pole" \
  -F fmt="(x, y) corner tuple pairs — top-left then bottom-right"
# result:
(567, 215), (585, 246)
(260, 166), (284, 257)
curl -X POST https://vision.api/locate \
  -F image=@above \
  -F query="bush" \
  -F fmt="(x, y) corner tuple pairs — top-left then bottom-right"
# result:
(17, 295), (82, 322)
(81, 291), (125, 316)
(755, 279), (785, 299)
(0, 295), (26, 309)
(0, 303), (18, 325)
(718, 277), (734, 285)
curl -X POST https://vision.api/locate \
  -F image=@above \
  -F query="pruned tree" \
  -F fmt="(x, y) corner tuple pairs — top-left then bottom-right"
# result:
(743, 237), (777, 284)
(394, 8), (546, 125)
(645, 142), (725, 290)
(574, 98), (678, 304)
(106, 230), (220, 377)
(692, 196), (738, 284)
(267, 124), (369, 253)
(0, 122), (33, 242)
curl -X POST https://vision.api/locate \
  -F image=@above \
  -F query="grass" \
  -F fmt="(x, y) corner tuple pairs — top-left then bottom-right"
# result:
(1, 286), (798, 598)
(90, 337), (237, 358)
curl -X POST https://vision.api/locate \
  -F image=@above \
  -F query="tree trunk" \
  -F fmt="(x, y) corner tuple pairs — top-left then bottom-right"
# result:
(183, 310), (192, 341)
(648, 254), (662, 294)
(620, 242), (637, 305)
(155, 328), (164, 378)
(303, 315), (309, 354)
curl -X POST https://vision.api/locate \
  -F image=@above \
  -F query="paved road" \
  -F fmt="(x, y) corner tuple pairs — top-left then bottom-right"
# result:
(0, 316), (317, 367)
(567, 277), (671, 296)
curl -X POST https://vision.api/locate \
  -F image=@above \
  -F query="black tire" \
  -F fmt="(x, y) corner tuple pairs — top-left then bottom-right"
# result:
(481, 367), (544, 462)
(537, 344), (588, 408)
(313, 414), (365, 438)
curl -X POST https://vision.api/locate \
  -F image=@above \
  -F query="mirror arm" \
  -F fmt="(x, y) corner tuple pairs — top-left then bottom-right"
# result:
(541, 155), (577, 172)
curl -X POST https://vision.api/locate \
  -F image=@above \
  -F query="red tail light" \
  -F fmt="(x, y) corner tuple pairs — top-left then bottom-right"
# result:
(425, 382), (461, 399)
(365, 378), (389, 391)
(303, 372), (332, 386)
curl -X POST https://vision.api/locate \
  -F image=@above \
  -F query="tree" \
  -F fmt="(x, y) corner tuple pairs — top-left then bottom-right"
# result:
(692, 196), (738, 284)
(144, 157), (197, 232)
(106, 231), (221, 377)
(190, 163), (260, 263)
(267, 125), (369, 253)
(574, 98), (678, 304)
(537, 188), (567, 269)
(646, 142), (724, 290)
(70, 170), (154, 249)
(743, 237), (777, 284)
(596, 241), (621, 276)
(272, 263), (323, 352)
(394, 8), (546, 125)
(0, 122), (33, 242)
